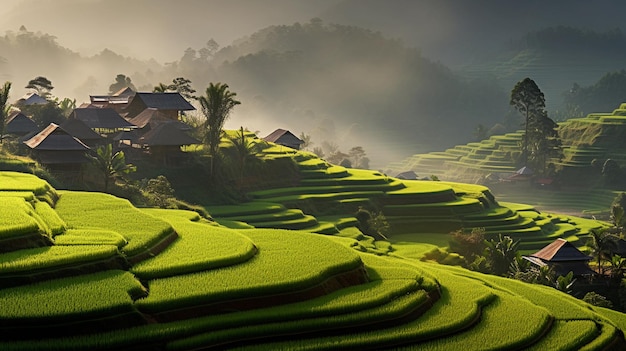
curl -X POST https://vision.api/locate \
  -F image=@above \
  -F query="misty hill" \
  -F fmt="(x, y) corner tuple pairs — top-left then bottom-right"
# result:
(6, 1), (626, 167)
(0, 21), (511, 169)
(321, 0), (626, 67)
(458, 26), (626, 114)
(0, 27), (162, 99)
(205, 20), (509, 165)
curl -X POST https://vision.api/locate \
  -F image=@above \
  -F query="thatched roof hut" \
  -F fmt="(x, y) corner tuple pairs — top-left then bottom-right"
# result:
(70, 107), (136, 131)
(523, 238), (595, 276)
(15, 92), (48, 106)
(23, 123), (90, 166)
(5, 111), (38, 135)
(124, 92), (195, 119)
(128, 108), (192, 131)
(140, 122), (200, 147)
(262, 129), (304, 150)
(137, 122), (200, 166)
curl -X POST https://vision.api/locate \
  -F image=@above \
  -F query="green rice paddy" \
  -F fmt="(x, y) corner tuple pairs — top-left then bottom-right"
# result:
(0, 117), (624, 351)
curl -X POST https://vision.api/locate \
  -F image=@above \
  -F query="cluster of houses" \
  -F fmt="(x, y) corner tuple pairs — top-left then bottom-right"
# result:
(7, 88), (200, 175)
(5, 88), (305, 179)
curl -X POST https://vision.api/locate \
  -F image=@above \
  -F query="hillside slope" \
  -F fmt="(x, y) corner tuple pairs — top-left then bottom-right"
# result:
(0, 170), (623, 350)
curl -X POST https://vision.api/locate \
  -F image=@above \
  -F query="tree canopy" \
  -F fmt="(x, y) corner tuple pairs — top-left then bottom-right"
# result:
(25, 76), (53, 98)
(510, 78), (561, 172)
(199, 82), (241, 177)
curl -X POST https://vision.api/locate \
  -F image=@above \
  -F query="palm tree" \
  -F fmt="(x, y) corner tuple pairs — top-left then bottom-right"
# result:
(0, 81), (11, 144)
(484, 234), (519, 276)
(227, 127), (260, 190)
(87, 144), (136, 192)
(587, 228), (619, 275)
(198, 82), (241, 178)
(608, 255), (625, 280)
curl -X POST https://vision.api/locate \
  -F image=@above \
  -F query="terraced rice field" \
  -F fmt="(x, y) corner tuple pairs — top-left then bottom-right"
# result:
(0, 142), (623, 350)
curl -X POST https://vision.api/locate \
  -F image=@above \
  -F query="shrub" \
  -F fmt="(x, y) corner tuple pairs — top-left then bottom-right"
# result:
(142, 175), (175, 208)
(355, 207), (389, 240)
(448, 227), (486, 261)
(582, 291), (613, 308)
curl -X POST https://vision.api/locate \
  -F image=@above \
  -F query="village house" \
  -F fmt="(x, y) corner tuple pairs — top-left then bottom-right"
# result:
(88, 87), (136, 114)
(14, 92), (48, 106)
(122, 92), (196, 120)
(4, 111), (38, 137)
(523, 238), (596, 277)
(262, 129), (304, 150)
(23, 123), (91, 178)
(69, 107), (136, 135)
(137, 121), (201, 166)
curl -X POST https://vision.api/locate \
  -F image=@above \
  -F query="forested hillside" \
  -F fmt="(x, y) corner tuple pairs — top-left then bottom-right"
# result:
(6, 15), (626, 167)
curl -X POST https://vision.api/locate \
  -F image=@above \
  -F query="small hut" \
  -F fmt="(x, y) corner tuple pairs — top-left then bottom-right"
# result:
(523, 238), (595, 276)
(89, 87), (135, 114)
(4, 111), (38, 136)
(70, 107), (136, 134)
(15, 92), (48, 106)
(123, 92), (195, 119)
(139, 122), (200, 165)
(128, 108), (192, 131)
(262, 129), (304, 150)
(23, 123), (90, 176)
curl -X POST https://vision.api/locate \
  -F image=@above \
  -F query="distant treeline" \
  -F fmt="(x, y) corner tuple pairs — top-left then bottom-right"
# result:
(513, 26), (626, 56)
(11, 21), (626, 155)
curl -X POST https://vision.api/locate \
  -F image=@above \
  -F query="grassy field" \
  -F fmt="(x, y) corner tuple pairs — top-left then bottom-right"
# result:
(0, 128), (624, 350)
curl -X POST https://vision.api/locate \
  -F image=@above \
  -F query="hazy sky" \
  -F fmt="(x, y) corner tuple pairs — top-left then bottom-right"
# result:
(3, 0), (626, 169)
(0, 0), (344, 62)
(2, 0), (625, 65)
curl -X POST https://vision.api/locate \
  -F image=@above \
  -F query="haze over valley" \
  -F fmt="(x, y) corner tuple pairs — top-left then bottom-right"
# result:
(3, 0), (626, 168)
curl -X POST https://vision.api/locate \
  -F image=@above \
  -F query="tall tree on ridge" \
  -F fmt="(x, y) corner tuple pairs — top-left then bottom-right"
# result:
(26, 76), (53, 99)
(510, 78), (549, 169)
(199, 82), (241, 178)
(527, 110), (562, 175)
(0, 81), (11, 144)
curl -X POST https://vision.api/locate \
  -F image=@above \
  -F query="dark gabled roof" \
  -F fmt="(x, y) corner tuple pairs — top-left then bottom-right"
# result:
(60, 118), (104, 142)
(128, 108), (192, 130)
(131, 92), (195, 111)
(5, 111), (38, 134)
(140, 122), (200, 146)
(16, 92), (48, 105)
(263, 129), (303, 145)
(23, 123), (90, 151)
(70, 107), (136, 129)
(528, 238), (592, 262)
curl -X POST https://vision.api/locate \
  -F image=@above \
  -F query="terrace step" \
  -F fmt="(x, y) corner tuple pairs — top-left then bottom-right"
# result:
(383, 198), (484, 217)
(0, 245), (130, 288)
(164, 262), (440, 350)
(136, 230), (369, 322)
(249, 214), (319, 231)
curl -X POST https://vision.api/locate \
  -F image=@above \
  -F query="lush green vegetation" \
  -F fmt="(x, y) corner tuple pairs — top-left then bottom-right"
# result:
(54, 191), (174, 259)
(0, 130), (624, 350)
